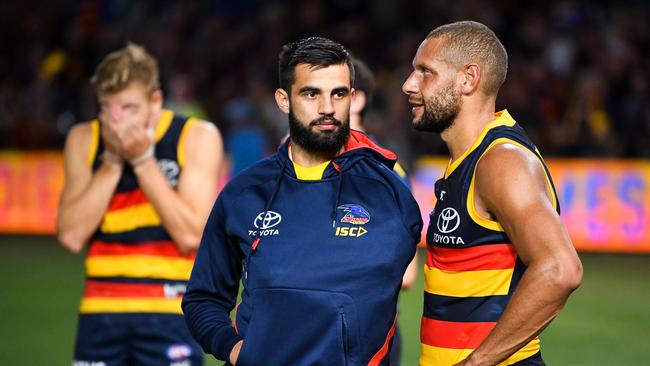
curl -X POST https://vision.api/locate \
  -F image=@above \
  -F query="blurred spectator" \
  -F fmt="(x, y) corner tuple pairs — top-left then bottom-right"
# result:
(223, 98), (267, 175)
(1, 0), (649, 168)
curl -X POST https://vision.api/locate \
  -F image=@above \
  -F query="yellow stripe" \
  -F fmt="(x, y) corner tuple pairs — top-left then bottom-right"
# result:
(420, 343), (473, 366)
(505, 338), (541, 364)
(80, 297), (182, 314)
(177, 117), (197, 168)
(420, 339), (540, 366)
(87, 120), (100, 167)
(293, 160), (330, 180)
(100, 203), (161, 233)
(154, 109), (174, 142)
(394, 161), (407, 178)
(85, 255), (193, 280)
(467, 138), (558, 232)
(445, 109), (516, 179)
(424, 264), (513, 297)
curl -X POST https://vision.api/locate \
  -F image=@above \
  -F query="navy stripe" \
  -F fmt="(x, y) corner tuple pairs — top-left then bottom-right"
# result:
(93, 226), (171, 244)
(86, 276), (188, 285)
(512, 352), (545, 365)
(423, 291), (511, 322)
(508, 257), (526, 294)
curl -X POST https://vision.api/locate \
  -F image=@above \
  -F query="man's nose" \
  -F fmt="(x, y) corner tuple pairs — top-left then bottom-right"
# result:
(402, 71), (419, 95)
(319, 96), (335, 115)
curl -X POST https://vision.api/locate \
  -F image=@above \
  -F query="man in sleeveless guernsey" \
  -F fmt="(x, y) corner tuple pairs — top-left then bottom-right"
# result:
(183, 37), (422, 366)
(402, 21), (583, 365)
(57, 43), (223, 365)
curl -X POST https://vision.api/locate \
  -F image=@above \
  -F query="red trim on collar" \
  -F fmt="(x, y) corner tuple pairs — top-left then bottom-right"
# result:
(344, 130), (397, 160)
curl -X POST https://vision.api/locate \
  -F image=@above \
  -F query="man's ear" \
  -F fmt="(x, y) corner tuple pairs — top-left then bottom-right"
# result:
(274, 88), (290, 114)
(150, 89), (164, 112)
(147, 89), (164, 129)
(460, 63), (481, 95)
(350, 89), (365, 115)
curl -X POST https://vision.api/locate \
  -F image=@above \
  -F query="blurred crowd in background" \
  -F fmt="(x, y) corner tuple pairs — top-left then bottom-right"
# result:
(2, 0), (649, 173)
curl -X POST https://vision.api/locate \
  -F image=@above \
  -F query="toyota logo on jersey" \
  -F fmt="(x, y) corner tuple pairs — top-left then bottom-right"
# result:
(254, 211), (282, 229)
(437, 207), (460, 234)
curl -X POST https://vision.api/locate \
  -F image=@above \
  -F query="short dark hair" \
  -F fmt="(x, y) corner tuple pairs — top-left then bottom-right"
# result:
(278, 36), (355, 92)
(351, 56), (376, 106)
(427, 21), (508, 96)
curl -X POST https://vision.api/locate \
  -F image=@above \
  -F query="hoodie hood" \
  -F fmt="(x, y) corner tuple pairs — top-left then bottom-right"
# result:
(277, 129), (397, 178)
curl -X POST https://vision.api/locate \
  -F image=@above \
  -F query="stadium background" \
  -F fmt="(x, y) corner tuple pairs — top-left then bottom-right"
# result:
(1, 0), (649, 365)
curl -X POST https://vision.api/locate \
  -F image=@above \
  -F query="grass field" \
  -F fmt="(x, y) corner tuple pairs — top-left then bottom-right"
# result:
(0, 235), (648, 365)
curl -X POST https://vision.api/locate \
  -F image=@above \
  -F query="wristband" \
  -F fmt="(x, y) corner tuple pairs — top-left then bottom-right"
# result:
(100, 150), (123, 166)
(129, 146), (155, 167)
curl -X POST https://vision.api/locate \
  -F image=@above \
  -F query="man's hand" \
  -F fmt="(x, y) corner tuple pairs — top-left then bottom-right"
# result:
(229, 340), (243, 365)
(99, 112), (123, 156)
(100, 110), (155, 165)
(114, 113), (154, 162)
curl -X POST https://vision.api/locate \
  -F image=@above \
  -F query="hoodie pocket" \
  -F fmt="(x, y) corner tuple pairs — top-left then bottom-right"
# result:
(236, 288), (359, 366)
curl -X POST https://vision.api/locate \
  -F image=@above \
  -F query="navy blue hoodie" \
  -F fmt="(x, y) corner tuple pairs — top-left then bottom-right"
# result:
(182, 130), (422, 366)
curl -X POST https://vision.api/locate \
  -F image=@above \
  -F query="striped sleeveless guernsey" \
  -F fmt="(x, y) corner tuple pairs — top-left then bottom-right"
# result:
(80, 109), (198, 314)
(420, 110), (558, 365)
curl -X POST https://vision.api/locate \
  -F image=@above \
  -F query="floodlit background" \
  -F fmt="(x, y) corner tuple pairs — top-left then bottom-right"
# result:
(1, 0), (649, 365)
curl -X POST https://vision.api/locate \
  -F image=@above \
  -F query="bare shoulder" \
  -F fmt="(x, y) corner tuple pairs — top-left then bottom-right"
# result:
(186, 119), (222, 144)
(182, 119), (223, 166)
(64, 121), (96, 156)
(475, 142), (552, 215)
(476, 142), (547, 189)
(67, 121), (94, 143)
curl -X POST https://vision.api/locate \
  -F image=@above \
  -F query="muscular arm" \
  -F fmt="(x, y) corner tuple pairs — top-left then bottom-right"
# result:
(458, 144), (583, 366)
(132, 121), (223, 253)
(57, 123), (124, 253)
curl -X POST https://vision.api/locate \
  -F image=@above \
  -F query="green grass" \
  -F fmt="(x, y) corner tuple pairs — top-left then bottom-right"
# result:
(0, 236), (648, 365)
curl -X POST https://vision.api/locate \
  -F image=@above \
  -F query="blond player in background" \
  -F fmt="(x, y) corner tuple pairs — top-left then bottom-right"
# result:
(57, 43), (222, 365)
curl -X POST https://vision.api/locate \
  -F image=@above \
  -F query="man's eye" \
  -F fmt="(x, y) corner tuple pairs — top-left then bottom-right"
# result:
(306, 92), (317, 98)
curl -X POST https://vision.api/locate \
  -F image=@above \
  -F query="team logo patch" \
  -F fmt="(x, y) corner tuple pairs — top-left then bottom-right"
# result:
(254, 211), (282, 229)
(337, 204), (370, 225)
(167, 343), (192, 361)
(158, 159), (180, 187)
(437, 207), (460, 233)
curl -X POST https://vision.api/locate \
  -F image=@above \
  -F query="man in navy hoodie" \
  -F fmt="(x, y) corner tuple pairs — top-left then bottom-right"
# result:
(182, 37), (423, 365)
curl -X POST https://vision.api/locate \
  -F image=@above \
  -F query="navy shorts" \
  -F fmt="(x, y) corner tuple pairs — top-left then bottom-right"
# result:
(73, 313), (203, 366)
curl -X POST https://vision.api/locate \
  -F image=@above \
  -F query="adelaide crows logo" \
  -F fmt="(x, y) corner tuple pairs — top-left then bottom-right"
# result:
(337, 204), (370, 225)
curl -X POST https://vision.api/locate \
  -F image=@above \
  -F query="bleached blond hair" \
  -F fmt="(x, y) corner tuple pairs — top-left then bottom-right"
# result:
(91, 43), (159, 95)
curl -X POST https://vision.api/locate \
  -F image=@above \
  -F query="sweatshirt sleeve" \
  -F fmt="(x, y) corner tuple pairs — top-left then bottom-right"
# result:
(182, 195), (244, 361)
(394, 176), (423, 244)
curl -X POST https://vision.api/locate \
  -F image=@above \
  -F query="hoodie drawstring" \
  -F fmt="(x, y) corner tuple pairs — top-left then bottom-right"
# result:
(331, 162), (343, 228)
(251, 159), (286, 253)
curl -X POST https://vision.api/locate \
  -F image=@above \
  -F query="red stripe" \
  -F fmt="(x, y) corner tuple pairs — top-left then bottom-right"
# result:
(421, 317), (495, 349)
(83, 280), (167, 298)
(233, 303), (241, 334)
(88, 240), (195, 259)
(427, 244), (516, 271)
(345, 130), (397, 161)
(107, 188), (149, 211)
(367, 314), (397, 366)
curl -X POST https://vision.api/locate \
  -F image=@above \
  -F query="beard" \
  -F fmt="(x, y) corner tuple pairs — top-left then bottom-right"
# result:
(413, 80), (462, 134)
(288, 111), (350, 155)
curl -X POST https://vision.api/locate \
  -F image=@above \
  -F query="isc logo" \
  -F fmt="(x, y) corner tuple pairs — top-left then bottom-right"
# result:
(335, 226), (368, 237)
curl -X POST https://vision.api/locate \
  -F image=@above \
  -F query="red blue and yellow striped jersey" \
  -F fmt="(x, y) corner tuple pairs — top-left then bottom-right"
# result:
(420, 110), (559, 365)
(80, 109), (198, 314)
